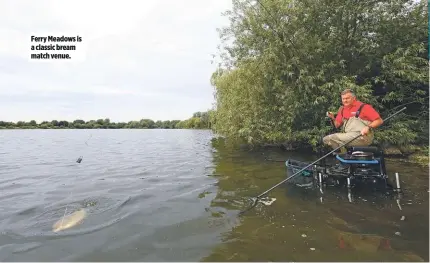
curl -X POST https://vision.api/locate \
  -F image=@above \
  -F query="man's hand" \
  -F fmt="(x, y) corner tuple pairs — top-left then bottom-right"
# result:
(361, 126), (370, 136)
(327, 111), (342, 129)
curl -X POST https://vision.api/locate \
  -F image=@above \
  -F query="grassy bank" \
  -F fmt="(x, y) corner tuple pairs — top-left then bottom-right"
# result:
(384, 145), (429, 167)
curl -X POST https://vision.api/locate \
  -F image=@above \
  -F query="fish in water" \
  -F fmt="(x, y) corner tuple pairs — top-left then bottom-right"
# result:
(52, 208), (87, 232)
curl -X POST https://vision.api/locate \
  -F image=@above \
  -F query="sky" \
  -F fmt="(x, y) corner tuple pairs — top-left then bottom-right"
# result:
(0, 0), (232, 123)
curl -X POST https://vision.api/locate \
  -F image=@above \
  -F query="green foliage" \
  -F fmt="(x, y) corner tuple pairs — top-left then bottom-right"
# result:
(0, 110), (216, 130)
(211, 0), (428, 150)
(176, 110), (215, 129)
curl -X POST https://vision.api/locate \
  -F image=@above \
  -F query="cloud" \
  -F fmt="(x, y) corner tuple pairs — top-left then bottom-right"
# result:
(0, 0), (231, 122)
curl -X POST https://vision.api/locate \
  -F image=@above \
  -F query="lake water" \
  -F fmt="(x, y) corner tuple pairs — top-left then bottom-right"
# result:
(0, 129), (428, 261)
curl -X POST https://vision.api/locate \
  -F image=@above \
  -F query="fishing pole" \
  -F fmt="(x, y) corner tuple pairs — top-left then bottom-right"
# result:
(239, 106), (407, 215)
(264, 157), (286, 162)
(383, 96), (429, 116)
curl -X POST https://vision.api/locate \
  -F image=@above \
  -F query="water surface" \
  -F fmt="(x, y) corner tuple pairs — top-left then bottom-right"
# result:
(202, 139), (429, 262)
(0, 129), (428, 261)
(0, 129), (232, 261)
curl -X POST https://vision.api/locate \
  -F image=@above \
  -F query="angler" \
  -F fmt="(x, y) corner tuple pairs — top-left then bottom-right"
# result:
(240, 107), (406, 215)
(323, 89), (384, 152)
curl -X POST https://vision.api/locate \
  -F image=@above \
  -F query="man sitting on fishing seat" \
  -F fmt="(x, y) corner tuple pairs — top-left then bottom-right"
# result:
(323, 88), (383, 154)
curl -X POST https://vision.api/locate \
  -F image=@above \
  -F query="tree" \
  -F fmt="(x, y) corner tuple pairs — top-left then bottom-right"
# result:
(211, 0), (428, 149)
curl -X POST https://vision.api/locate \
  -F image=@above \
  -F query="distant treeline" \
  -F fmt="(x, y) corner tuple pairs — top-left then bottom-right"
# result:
(0, 111), (216, 130)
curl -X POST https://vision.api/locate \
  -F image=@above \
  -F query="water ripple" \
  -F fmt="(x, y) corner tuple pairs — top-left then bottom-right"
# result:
(0, 129), (225, 261)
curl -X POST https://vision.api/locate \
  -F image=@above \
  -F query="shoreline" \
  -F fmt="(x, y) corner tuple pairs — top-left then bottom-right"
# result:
(386, 153), (429, 167)
(258, 143), (429, 167)
(383, 146), (429, 167)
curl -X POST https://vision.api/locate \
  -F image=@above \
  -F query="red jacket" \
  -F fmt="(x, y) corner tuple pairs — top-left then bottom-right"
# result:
(335, 100), (381, 125)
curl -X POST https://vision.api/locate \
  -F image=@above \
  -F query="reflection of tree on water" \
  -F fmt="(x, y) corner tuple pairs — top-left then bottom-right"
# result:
(201, 138), (427, 262)
(325, 192), (428, 261)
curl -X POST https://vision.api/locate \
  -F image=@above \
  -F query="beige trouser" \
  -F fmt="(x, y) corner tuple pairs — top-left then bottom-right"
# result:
(323, 116), (374, 150)
(322, 132), (373, 150)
